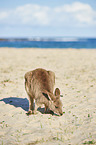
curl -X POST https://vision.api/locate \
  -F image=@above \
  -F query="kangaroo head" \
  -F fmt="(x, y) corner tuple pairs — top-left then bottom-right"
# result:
(42, 88), (63, 116)
(53, 88), (63, 115)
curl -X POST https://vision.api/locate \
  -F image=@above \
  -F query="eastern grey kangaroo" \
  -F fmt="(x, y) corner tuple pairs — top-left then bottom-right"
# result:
(25, 68), (63, 116)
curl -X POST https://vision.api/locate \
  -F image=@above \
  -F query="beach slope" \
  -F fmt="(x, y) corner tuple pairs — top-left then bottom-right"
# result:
(0, 48), (96, 145)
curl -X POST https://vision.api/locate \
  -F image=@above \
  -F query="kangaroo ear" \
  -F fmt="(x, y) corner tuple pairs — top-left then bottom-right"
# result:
(42, 92), (50, 100)
(55, 88), (60, 96)
(42, 91), (55, 101)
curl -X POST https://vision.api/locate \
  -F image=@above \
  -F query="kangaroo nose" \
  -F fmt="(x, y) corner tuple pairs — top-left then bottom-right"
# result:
(60, 113), (63, 116)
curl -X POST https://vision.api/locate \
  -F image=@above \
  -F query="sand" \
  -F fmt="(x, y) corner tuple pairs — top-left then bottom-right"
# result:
(0, 48), (96, 145)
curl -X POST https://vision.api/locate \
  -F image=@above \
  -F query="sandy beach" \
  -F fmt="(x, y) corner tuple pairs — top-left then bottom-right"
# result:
(0, 48), (96, 145)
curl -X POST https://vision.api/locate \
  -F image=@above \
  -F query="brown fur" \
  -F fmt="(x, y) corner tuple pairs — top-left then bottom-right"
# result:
(24, 68), (63, 115)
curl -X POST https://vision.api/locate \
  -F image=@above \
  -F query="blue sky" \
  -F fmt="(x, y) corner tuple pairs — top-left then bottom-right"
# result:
(0, 0), (96, 38)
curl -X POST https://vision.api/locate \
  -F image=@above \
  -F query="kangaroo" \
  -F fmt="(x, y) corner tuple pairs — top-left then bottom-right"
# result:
(24, 68), (63, 116)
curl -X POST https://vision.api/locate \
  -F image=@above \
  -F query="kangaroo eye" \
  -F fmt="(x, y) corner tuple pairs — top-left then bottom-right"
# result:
(55, 106), (58, 109)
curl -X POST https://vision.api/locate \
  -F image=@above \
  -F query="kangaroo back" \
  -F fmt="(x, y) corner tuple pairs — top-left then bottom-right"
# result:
(32, 68), (55, 93)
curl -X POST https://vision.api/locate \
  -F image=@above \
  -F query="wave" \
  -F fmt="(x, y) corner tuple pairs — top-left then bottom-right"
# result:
(27, 37), (80, 42)
(0, 37), (95, 44)
(0, 37), (86, 42)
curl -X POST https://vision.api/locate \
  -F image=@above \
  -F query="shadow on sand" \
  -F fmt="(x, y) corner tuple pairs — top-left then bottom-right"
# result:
(37, 107), (54, 115)
(0, 97), (56, 115)
(0, 97), (29, 112)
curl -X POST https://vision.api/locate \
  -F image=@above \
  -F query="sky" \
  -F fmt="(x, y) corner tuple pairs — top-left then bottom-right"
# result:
(0, 0), (96, 38)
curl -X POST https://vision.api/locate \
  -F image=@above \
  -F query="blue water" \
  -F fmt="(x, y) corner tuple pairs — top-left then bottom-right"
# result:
(0, 37), (96, 49)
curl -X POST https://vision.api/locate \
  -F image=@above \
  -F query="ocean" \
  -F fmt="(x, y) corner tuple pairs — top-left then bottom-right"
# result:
(0, 37), (96, 49)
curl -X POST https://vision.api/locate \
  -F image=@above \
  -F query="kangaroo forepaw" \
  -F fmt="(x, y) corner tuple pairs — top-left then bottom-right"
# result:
(26, 110), (33, 115)
(26, 110), (38, 115)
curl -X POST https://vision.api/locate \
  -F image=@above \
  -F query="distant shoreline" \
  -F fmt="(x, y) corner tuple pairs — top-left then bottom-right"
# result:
(0, 47), (96, 50)
(0, 37), (96, 41)
(1, 47), (96, 49)
(0, 38), (96, 49)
